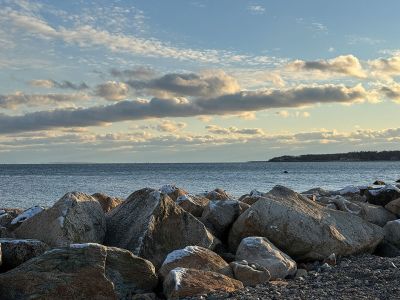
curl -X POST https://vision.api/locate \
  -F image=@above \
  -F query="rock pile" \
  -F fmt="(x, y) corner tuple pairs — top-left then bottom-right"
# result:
(1, 180), (400, 299)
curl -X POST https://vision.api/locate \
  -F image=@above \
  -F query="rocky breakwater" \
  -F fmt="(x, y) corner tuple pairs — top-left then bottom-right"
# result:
(0, 181), (399, 299)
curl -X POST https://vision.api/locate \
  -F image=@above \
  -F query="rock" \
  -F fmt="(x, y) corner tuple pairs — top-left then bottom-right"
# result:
(229, 186), (384, 261)
(383, 220), (400, 248)
(0, 238), (49, 271)
(301, 187), (332, 197)
(132, 293), (156, 300)
(203, 188), (232, 200)
(323, 253), (337, 266)
(385, 198), (400, 216)
(10, 206), (44, 226)
(0, 227), (13, 238)
(374, 241), (400, 257)
(326, 196), (362, 214)
(0, 208), (23, 228)
(335, 186), (361, 196)
(159, 246), (232, 279)
(0, 243), (158, 299)
(238, 190), (267, 206)
(104, 245), (158, 298)
(14, 192), (106, 247)
(163, 267), (243, 299)
(366, 185), (400, 206)
(201, 200), (248, 240)
(159, 184), (188, 201)
(295, 268), (308, 279)
(105, 188), (218, 269)
(92, 193), (123, 213)
(230, 260), (271, 286)
(176, 194), (209, 217)
(235, 237), (297, 279)
(373, 180), (386, 185)
(358, 202), (397, 227)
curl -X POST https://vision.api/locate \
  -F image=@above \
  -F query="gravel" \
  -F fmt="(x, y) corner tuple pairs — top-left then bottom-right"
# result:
(185, 254), (400, 300)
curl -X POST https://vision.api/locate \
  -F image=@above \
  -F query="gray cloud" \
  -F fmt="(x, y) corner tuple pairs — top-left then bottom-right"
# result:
(30, 79), (89, 90)
(93, 81), (129, 101)
(0, 84), (369, 134)
(206, 125), (264, 135)
(126, 70), (240, 98)
(0, 92), (88, 109)
(110, 66), (157, 80)
(288, 55), (367, 78)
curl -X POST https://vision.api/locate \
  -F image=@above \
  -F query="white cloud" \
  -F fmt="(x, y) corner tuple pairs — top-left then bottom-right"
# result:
(247, 5), (265, 14)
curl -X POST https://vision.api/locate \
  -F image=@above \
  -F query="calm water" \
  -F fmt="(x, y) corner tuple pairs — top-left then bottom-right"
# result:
(0, 162), (399, 208)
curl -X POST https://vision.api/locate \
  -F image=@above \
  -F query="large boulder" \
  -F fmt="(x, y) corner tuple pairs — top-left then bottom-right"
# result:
(235, 237), (297, 279)
(229, 186), (384, 261)
(366, 185), (400, 206)
(383, 220), (400, 248)
(159, 246), (232, 279)
(0, 238), (49, 271)
(92, 193), (123, 213)
(159, 185), (188, 201)
(358, 202), (397, 227)
(163, 267), (243, 299)
(0, 243), (158, 299)
(203, 188), (232, 200)
(229, 260), (271, 286)
(238, 190), (267, 206)
(385, 198), (400, 216)
(105, 188), (218, 269)
(0, 208), (23, 228)
(176, 194), (209, 217)
(14, 192), (106, 247)
(201, 200), (249, 239)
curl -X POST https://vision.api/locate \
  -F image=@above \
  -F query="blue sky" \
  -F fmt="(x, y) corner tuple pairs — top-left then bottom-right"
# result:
(0, 0), (400, 162)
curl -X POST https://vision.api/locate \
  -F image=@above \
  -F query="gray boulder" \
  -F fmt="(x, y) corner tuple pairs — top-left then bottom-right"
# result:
(236, 237), (297, 279)
(105, 188), (218, 269)
(229, 186), (384, 261)
(14, 192), (106, 247)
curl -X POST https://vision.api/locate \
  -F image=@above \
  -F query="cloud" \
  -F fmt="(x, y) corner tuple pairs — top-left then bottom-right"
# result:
(0, 91), (88, 109)
(110, 66), (157, 80)
(2, 8), (281, 66)
(276, 110), (310, 118)
(94, 81), (129, 101)
(288, 55), (367, 78)
(206, 125), (264, 135)
(247, 5), (265, 14)
(156, 120), (187, 133)
(126, 70), (240, 98)
(30, 79), (89, 90)
(379, 83), (400, 102)
(369, 55), (400, 76)
(0, 83), (371, 134)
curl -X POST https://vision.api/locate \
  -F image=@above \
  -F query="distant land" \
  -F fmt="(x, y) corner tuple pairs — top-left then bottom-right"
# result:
(268, 151), (400, 162)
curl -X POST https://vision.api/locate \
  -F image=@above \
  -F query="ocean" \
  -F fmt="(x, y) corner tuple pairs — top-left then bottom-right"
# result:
(0, 161), (399, 209)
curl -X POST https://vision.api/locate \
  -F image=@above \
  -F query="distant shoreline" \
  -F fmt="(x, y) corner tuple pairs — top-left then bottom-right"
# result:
(268, 151), (400, 162)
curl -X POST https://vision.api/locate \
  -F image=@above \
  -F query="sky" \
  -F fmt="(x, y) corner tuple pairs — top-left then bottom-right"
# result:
(1, 0), (400, 163)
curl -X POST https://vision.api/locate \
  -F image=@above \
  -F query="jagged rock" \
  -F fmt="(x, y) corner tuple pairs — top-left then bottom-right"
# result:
(14, 192), (106, 247)
(373, 180), (386, 186)
(366, 185), (400, 206)
(238, 190), (267, 206)
(0, 238), (49, 271)
(374, 241), (400, 257)
(203, 188), (232, 200)
(229, 186), (384, 261)
(201, 200), (249, 239)
(358, 202), (397, 227)
(105, 188), (218, 269)
(92, 193), (123, 213)
(0, 243), (158, 299)
(159, 246), (232, 278)
(385, 198), (400, 216)
(0, 208), (23, 228)
(383, 220), (400, 248)
(230, 260), (271, 286)
(176, 194), (209, 217)
(235, 237), (297, 279)
(159, 185), (188, 201)
(104, 245), (159, 298)
(163, 267), (243, 299)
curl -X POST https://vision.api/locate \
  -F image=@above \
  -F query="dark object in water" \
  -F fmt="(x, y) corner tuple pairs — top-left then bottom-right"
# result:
(283, 171), (289, 174)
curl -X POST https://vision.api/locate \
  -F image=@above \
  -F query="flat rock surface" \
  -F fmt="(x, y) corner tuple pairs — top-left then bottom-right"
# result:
(185, 254), (400, 300)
